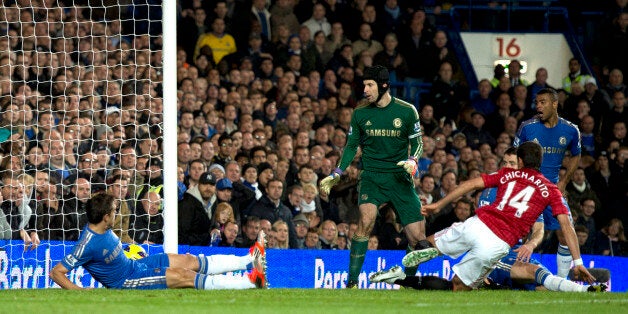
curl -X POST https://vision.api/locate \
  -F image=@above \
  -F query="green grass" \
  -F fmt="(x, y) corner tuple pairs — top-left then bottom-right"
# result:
(2, 289), (626, 313)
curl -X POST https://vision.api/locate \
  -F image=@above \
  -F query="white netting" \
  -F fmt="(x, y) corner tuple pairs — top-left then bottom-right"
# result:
(0, 0), (164, 287)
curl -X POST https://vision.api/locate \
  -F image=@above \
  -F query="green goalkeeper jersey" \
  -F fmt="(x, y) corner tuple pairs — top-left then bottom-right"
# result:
(338, 97), (423, 172)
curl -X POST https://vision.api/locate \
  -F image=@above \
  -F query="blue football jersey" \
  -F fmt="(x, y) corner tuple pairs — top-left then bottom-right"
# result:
(513, 117), (581, 183)
(61, 225), (134, 288)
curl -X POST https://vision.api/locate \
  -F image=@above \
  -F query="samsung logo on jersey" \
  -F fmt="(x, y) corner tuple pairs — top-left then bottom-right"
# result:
(542, 146), (565, 154)
(366, 129), (401, 137)
(500, 171), (550, 197)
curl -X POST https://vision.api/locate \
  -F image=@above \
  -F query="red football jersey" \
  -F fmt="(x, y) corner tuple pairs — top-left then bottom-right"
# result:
(477, 167), (568, 246)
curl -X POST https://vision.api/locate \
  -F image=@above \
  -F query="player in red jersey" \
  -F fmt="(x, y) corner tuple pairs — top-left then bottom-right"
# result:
(402, 141), (595, 291)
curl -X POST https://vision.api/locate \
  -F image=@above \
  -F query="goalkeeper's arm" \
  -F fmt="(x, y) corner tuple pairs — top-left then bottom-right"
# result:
(322, 119), (361, 194)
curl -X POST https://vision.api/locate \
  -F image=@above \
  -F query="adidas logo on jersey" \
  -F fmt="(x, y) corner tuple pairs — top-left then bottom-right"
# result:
(365, 120), (372, 126)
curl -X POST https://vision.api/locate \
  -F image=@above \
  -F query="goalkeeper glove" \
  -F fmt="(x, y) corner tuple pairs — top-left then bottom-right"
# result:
(397, 157), (418, 176)
(320, 167), (343, 195)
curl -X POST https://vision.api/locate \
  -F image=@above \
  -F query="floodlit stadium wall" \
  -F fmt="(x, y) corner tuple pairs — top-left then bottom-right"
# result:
(1, 240), (626, 292)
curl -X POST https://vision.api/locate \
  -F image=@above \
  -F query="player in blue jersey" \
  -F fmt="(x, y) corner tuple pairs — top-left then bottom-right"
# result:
(513, 88), (581, 278)
(50, 193), (267, 290)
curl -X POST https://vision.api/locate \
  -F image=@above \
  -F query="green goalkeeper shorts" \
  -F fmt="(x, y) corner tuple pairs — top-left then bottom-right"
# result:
(357, 170), (424, 226)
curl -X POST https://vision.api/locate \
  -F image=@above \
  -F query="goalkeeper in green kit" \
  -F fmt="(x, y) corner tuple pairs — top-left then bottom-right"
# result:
(320, 65), (430, 288)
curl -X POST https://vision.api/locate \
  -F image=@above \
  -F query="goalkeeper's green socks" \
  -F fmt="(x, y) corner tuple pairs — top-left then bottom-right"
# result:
(348, 236), (369, 286)
(404, 245), (418, 277)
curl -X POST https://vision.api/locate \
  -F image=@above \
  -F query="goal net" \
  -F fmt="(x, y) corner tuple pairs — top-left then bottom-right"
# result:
(0, 0), (166, 288)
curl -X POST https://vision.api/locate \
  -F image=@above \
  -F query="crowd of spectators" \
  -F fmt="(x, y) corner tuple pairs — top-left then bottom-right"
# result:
(0, 1), (626, 256)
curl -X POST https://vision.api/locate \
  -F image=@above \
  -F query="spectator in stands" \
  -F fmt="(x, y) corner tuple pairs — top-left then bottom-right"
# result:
(594, 218), (627, 256)
(428, 169), (458, 226)
(106, 174), (133, 243)
(417, 174), (436, 206)
(178, 7), (210, 64)
(236, 215), (261, 248)
(34, 177), (63, 241)
(270, 0), (300, 35)
(130, 190), (164, 244)
(209, 201), (236, 236)
(211, 178), (244, 227)
(1, 175), (38, 248)
(61, 177), (90, 241)
(194, 17), (237, 65)
(304, 227), (321, 249)
(216, 220), (238, 247)
(376, 204), (405, 250)
(460, 111), (496, 150)
(367, 233), (379, 250)
(302, 3), (331, 40)
(211, 133), (233, 167)
(224, 160), (255, 207)
(606, 121), (628, 148)
(580, 115), (597, 157)
(575, 225), (595, 255)
(486, 92), (515, 139)
(318, 219), (337, 249)
(600, 12), (628, 78)
(470, 79), (496, 116)
(247, 178), (297, 248)
(507, 59), (528, 86)
(511, 83), (533, 121)
(398, 18), (430, 96)
(562, 58), (590, 94)
(178, 172), (216, 246)
(250, 0), (272, 43)
(272, 220), (290, 249)
(576, 197), (598, 251)
(373, 32), (408, 90)
(527, 67), (554, 106)
(603, 69), (627, 103)
(600, 90), (628, 140)
(64, 151), (105, 192)
(292, 213), (309, 248)
(582, 77), (609, 123)
(427, 197), (474, 237)
(352, 23), (383, 60)
(284, 184), (304, 217)
(118, 145), (144, 197)
(427, 61), (468, 122)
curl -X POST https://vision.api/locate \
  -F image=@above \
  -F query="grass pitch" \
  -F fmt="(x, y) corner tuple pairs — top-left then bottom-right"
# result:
(2, 288), (626, 313)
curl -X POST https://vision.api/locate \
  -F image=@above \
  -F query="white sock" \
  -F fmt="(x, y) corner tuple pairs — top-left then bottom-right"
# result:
(556, 245), (572, 278)
(202, 254), (253, 275)
(542, 274), (587, 292)
(535, 267), (586, 292)
(196, 274), (255, 290)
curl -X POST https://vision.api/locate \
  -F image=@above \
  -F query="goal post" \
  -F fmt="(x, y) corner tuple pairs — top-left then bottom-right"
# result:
(162, 0), (178, 253)
(0, 0), (177, 286)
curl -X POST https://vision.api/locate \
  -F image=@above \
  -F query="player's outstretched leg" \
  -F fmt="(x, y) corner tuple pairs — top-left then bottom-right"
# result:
(196, 231), (266, 276)
(402, 247), (439, 268)
(534, 268), (594, 292)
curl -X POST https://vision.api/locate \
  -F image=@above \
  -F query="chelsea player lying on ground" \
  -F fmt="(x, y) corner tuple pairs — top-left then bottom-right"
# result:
(50, 193), (267, 290)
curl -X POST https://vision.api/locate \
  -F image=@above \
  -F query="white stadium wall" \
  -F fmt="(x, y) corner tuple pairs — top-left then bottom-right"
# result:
(460, 32), (574, 88)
